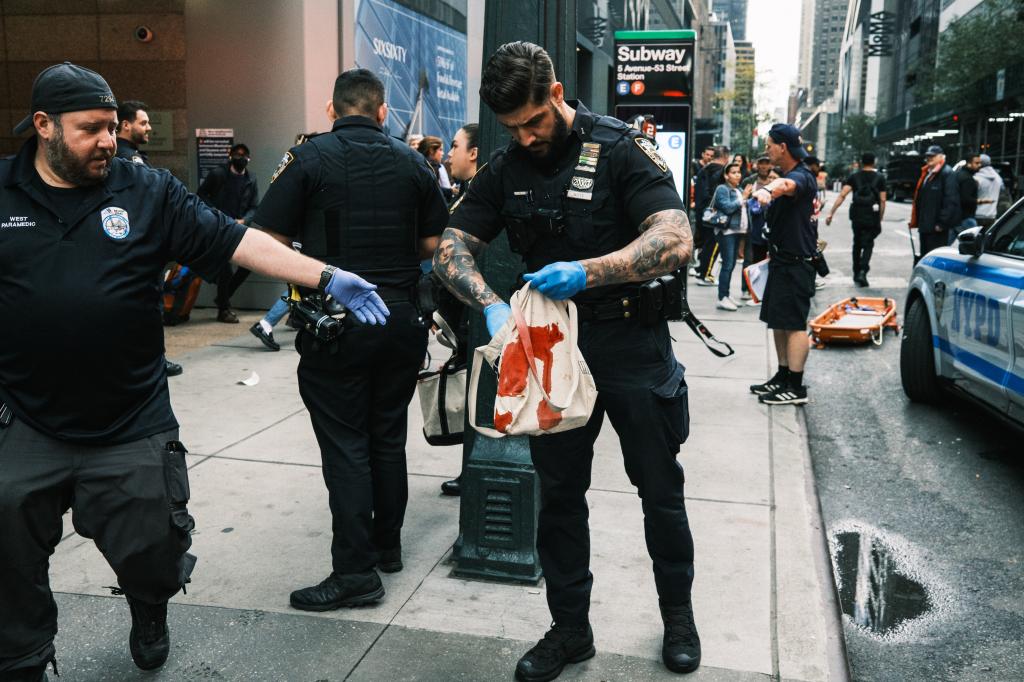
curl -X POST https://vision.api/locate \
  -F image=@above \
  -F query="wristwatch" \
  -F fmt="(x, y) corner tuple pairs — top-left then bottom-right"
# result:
(318, 264), (338, 295)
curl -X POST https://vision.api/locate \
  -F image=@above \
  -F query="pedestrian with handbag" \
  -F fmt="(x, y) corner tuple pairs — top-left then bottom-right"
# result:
(709, 162), (752, 310)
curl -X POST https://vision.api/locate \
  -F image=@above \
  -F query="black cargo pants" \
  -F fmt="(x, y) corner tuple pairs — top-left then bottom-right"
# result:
(528, 318), (694, 625)
(0, 418), (196, 677)
(296, 302), (428, 575)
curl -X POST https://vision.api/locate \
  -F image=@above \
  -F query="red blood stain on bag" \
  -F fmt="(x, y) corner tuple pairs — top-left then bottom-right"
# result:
(494, 323), (565, 433)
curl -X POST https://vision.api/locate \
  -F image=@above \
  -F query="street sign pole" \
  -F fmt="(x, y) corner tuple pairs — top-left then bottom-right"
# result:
(452, 0), (576, 584)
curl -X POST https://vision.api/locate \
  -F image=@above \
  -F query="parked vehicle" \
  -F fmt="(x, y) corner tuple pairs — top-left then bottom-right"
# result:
(900, 197), (1024, 429)
(885, 153), (925, 203)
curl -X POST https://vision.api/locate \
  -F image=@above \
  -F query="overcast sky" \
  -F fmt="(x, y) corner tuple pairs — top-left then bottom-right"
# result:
(745, 0), (803, 129)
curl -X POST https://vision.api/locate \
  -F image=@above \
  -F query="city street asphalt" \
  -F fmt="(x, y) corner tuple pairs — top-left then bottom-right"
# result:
(45, 221), (851, 681)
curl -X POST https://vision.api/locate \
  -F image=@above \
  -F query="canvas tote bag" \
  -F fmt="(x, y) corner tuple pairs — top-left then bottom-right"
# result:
(417, 312), (466, 446)
(468, 284), (597, 438)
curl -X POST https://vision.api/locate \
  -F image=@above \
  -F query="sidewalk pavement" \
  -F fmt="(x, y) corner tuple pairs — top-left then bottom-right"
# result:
(48, 274), (850, 681)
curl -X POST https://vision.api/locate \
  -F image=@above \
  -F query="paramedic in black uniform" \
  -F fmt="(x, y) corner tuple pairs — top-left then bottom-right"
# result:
(250, 69), (448, 612)
(433, 42), (701, 681)
(0, 62), (388, 682)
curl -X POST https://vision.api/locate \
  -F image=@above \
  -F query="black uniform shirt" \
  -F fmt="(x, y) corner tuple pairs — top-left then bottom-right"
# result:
(765, 163), (817, 257)
(254, 116), (448, 289)
(115, 137), (149, 166)
(0, 137), (246, 443)
(448, 102), (683, 304)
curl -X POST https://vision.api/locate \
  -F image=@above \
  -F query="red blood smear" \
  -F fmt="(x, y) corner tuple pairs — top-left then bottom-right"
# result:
(494, 323), (565, 433)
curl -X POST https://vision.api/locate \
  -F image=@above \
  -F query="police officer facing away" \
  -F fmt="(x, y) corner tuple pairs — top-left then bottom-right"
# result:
(251, 69), (448, 611)
(434, 42), (700, 680)
(749, 124), (819, 406)
(0, 62), (388, 682)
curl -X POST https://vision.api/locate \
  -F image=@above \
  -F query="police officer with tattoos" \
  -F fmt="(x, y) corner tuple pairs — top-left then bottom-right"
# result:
(433, 42), (700, 680)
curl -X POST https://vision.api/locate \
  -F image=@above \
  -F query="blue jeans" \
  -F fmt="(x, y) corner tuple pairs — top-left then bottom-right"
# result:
(716, 233), (741, 300)
(264, 290), (290, 327)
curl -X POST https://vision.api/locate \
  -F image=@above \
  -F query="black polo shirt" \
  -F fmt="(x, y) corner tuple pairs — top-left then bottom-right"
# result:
(766, 162), (817, 257)
(448, 101), (683, 304)
(0, 137), (246, 443)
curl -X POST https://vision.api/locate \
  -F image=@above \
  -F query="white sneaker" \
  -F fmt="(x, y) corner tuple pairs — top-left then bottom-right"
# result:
(717, 297), (738, 311)
(746, 299), (761, 307)
(727, 296), (741, 308)
(815, 278), (827, 289)
(687, 266), (697, 278)
(696, 277), (716, 287)
(741, 291), (752, 300)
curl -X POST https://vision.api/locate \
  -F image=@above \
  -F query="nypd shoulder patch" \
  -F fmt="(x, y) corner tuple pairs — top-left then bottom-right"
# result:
(271, 152), (295, 183)
(634, 137), (668, 173)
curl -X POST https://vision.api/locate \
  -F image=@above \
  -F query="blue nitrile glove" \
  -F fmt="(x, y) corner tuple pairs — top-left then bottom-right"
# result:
(483, 302), (512, 337)
(325, 269), (390, 325)
(522, 261), (587, 300)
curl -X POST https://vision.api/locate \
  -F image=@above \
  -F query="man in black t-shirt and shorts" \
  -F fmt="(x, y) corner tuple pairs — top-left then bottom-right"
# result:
(749, 124), (818, 406)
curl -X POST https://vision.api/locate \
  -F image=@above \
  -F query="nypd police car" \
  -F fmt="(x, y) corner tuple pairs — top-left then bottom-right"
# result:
(900, 198), (1024, 428)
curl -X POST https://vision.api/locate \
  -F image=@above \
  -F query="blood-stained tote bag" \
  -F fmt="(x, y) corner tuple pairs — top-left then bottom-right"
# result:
(468, 284), (597, 438)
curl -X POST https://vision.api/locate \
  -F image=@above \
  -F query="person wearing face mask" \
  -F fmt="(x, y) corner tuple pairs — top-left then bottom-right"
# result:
(198, 143), (260, 322)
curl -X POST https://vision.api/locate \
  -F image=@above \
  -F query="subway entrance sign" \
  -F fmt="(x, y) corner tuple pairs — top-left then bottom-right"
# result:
(614, 30), (695, 198)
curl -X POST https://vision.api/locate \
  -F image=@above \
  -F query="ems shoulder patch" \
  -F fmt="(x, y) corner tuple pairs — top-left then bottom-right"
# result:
(271, 152), (295, 183)
(634, 137), (669, 173)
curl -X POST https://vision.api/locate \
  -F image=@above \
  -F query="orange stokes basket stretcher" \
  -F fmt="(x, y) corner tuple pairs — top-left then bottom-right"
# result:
(808, 297), (900, 348)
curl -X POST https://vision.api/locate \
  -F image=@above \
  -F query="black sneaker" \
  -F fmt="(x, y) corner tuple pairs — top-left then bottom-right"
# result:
(515, 622), (595, 682)
(289, 571), (384, 611)
(759, 384), (809, 405)
(661, 601), (701, 673)
(377, 546), (403, 573)
(749, 369), (787, 395)
(164, 360), (183, 377)
(249, 322), (281, 351)
(126, 595), (170, 671)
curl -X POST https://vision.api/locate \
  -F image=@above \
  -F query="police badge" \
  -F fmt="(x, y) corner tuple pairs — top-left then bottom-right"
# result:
(100, 206), (130, 240)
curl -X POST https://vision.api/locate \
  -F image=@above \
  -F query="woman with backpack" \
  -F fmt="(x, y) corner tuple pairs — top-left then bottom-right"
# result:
(708, 162), (753, 310)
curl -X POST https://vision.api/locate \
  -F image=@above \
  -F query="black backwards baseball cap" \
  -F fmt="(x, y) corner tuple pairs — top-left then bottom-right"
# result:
(767, 123), (808, 160)
(12, 61), (117, 135)
(924, 145), (944, 157)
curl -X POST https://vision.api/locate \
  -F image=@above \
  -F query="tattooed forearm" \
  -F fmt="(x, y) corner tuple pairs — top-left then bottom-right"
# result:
(578, 209), (693, 288)
(432, 227), (504, 311)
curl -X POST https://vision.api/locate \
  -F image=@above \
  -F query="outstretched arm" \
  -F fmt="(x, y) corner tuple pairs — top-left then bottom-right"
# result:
(826, 185), (852, 225)
(578, 208), (693, 288)
(432, 227), (504, 311)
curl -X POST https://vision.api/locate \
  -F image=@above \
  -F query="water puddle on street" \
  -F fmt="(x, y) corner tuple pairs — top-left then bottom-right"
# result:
(829, 521), (952, 642)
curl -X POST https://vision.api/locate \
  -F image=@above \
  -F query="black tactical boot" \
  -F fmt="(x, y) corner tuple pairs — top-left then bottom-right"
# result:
(661, 601), (701, 674)
(515, 622), (595, 682)
(126, 595), (170, 671)
(377, 546), (403, 573)
(289, 570), (384, 611)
